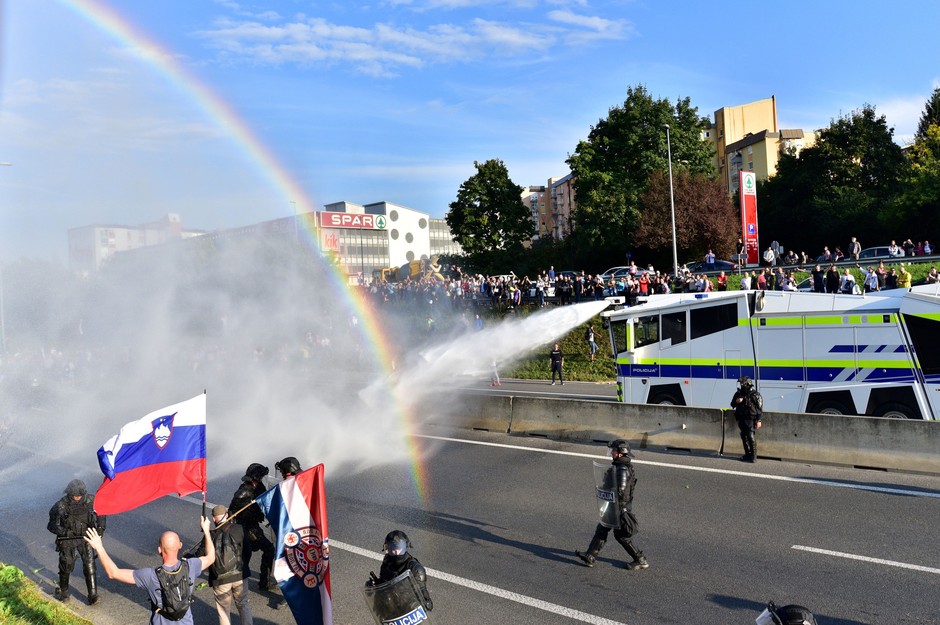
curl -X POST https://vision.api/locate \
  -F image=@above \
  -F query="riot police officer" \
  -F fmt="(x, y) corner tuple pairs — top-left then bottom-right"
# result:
(731, 375), (763, 462)
(575, 439), (648, 571)
(275, 456), (302, 479)
(368, 530), (433, 611)
(228, 462), (276, 591)
(47, 479), (106, 603)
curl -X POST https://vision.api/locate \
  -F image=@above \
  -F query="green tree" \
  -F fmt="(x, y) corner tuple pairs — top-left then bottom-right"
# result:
(446, 159), (533, 271)
(635, 169), (738, 270)
(897, 123), (940, 236)
(916, 87), (940, 140)
(757, 105), (907, 254)
(565, 85), (714, 266)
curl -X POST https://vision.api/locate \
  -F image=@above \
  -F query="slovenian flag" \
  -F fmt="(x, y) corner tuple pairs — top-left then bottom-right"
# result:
(94, 394), (206, 515)
(256, 464), (332, 625)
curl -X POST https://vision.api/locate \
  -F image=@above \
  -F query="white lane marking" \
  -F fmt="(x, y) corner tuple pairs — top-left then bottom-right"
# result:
(335, 539), (630, 625)
(176, 497), (631, 624)
(417, 434), (940, 499)
(792, 545), (940, 575)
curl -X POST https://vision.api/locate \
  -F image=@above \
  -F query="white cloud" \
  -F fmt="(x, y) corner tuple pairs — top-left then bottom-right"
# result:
(195, 4), (631, 75)
(548, 9), (632, 43)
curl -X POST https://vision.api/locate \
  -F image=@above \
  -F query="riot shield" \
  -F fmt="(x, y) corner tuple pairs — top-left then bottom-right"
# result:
(593, 461), (621, 529)
(362, 570), (431, 625)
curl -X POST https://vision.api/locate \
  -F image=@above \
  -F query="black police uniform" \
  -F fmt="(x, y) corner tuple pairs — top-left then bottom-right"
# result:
(731, 378), (763, 462)
(229, 464), (276, 589)
(47, 479), (106, 603)
(576, 441), (648, 570)
(370, 531), (433, 611)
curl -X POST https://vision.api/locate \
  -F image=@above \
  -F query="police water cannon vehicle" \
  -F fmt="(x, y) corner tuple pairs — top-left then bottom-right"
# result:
(600, 285), (940, 419)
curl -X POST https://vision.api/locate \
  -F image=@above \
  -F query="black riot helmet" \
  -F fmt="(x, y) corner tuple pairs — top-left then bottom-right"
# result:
(755, 601), (818, 625)
(275, 456), (302, 478)
(65, 479), (87, 498)
(738, 375), (753, 389)
(242, 463), (269, 483)
(607, 439), (634, 458)
(383, 530), (412, 556)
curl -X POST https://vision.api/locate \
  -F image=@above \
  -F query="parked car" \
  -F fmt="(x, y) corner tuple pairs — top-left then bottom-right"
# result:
(858, 246), (903, 259)
(682, 259), (738, 274)
(598, 266), (631, 281)
(611, 267), (651, 279)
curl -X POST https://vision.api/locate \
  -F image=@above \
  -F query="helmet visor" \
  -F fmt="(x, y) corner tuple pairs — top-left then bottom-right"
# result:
(385, 537), (408, 555)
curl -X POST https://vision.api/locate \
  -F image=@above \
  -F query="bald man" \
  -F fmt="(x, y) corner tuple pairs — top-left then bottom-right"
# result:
(85, 516), (215, 625)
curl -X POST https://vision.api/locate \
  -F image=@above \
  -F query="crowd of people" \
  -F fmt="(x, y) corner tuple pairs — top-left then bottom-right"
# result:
(756, 236), (934, 268)
(54, 458), (434, 624)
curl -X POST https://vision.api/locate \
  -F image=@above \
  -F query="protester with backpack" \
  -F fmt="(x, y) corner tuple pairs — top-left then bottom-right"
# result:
(731, 376), (763, 463)
(189, 505), (253, 625)
(84, 515), (215, 624)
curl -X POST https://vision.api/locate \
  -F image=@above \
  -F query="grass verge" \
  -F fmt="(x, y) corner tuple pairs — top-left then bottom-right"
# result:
(500, 309), (617, 382)
(0, 562), (93, 625)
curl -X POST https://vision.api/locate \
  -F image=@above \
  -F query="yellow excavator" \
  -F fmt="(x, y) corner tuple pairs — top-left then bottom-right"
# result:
(373, 256), (445, 283)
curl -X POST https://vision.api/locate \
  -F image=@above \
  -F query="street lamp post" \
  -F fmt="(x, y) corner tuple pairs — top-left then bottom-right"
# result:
(664, 124), (679, 277)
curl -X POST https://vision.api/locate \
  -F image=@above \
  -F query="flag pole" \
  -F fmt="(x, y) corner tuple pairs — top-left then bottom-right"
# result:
(202, 389), (208, 519)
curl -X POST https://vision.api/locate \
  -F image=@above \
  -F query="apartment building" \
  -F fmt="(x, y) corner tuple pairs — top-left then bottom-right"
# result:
(706, 96), (817, 194)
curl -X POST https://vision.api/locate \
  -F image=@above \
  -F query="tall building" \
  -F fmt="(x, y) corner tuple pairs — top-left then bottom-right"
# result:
(705, 96), (817, 194)
(521, 185), (549, 240)
(69, 202), (462, 284)
(725, 128), (817, 194)
(68, 213), (203, 274)
(319, 200), (461, 279)
(549, 173), (576, 240)
(708, 96), (778, 193)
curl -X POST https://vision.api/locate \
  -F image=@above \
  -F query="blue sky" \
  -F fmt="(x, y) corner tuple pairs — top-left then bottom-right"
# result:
(1, 0), (938, 261)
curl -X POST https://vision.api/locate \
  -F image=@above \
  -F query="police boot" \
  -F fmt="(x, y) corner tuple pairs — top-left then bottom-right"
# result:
(624, 543), (649, 571)
(575, 534), (605, 568)
(85, 565), (99, 605)
(748, 438), (757, 463)
(54, 575), (70, 602)
(259, 569), (278, 592)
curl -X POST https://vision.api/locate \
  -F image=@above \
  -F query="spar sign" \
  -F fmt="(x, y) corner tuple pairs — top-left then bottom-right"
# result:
(739, 172), (759, 266)
(320, 212), (387, 230)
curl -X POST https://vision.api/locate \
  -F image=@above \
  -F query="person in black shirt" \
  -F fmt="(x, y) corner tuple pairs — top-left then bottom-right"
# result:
(549, 343), (564, 385)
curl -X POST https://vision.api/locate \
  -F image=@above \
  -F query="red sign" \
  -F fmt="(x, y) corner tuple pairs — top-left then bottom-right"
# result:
(321, 230), (340, 252)
(320, 212), (377, 229)
(739, 172), (759, 266)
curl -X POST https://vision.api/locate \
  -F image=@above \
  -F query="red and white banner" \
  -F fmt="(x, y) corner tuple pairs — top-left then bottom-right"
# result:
(320, 212), (384, 229)
(739, 172), (759, 266)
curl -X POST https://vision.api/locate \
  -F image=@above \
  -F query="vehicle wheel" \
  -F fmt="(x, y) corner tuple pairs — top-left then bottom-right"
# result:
(649, 392), (681, 406)
(874, 402), (918, 419)
(811, 400), (850, 416)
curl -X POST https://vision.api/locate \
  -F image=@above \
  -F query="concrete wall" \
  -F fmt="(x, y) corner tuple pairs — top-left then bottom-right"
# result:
(438, 394), (940, 474)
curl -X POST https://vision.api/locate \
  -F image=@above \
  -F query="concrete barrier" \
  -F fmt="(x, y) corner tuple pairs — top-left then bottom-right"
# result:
(757, 410), (940, 473)
(507, 397), (723, 453)
(446, 394), (940, 474)
(425, 393), (513, 433)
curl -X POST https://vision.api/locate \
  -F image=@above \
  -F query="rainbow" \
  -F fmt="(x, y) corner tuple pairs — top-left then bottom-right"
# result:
(56, 0), (429, 501)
